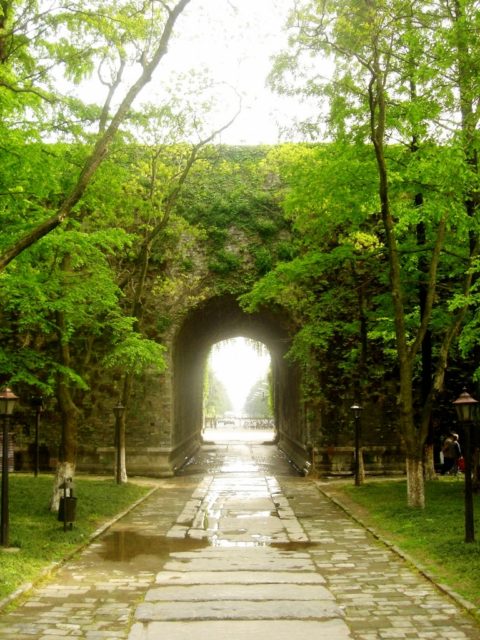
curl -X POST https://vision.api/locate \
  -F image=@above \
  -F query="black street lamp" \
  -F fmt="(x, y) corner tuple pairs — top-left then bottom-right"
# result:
(350, 403), (364, 486)
(113, 402), (125, 485)
(0, 387), (19, 547)
(30, 396), (44, 477)
(452, 388), (478, 543)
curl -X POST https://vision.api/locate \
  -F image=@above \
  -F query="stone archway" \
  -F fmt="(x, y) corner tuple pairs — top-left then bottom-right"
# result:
(87, 294), (310, 478)
(170, 294), (308, 473)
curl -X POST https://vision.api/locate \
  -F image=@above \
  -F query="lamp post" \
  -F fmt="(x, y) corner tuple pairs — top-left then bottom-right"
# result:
(0, 387), (19, 547)
(113, 402), (125, 485)
(30, 396), (44, 477)
(452, 388), (478, 543)
(351, 403), (364, 486)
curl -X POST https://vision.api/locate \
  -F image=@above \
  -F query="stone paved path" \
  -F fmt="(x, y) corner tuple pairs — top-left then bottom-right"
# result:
(0, 442), (479, 639)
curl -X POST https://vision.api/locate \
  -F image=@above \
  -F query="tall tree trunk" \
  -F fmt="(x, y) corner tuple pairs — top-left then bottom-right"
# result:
(116, 234), (152, 483)
(50, 302), (79, 511)
(353, 275), (368, 485)
(116, 375), (132, 484)
(406, 12), (436, 479)
(406, 457), (425, 508)
(50, 381), (78, 512)
(368, 36), (433, 506)
(417, 217), (436, 480)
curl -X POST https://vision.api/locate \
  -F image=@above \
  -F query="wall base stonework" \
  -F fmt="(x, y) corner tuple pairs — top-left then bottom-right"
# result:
(274, 435), (405, 479)
(74, 432), (201, 477)
(15, 440), (405, 479)
(313, 445), (405, 477)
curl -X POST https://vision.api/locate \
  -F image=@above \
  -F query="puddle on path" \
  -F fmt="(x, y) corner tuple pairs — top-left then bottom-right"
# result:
(97, 529), (297, 562)
(97, 444), (306, 563)
(99, 531), (208, 562)
(177, 443), (300, 478)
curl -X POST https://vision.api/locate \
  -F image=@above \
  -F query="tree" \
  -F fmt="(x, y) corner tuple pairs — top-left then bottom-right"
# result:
(1, 87), (241, 501)
(243, 377), (272, 418)
(110, 105), (239, 483)
(241, 142), (385, 447)
(204, 366), (232, 421)
(266, 0), (480, 506)
(0, 0), (193, 271)
(0, 0), (202, 504)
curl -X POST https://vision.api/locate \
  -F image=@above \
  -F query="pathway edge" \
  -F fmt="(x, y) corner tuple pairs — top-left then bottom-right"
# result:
(0, 484), (160, 613)
(316, 483), (479, 620)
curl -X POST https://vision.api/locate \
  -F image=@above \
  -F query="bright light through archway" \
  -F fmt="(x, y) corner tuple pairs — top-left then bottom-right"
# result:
(209, 337), (271, 414)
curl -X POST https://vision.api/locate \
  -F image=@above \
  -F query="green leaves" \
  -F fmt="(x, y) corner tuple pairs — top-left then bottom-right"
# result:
(102, 326), (166, 376)
(263, 0), (480, 476)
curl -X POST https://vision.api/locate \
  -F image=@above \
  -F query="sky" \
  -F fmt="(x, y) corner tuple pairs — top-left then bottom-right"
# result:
(145, 0), (304, 144)
(209, 338), (271, 413)
(54, 0), (331, 145)
(64, 0), (324, 144)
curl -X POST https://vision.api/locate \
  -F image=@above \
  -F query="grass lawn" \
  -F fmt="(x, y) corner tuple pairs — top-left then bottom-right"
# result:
(330, 477), (480, 611)
(0, 474), (152, 602)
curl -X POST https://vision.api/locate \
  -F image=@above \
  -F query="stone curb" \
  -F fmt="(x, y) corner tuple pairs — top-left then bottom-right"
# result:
(0, 484), (160, 613)
(316, 483), (480, 620)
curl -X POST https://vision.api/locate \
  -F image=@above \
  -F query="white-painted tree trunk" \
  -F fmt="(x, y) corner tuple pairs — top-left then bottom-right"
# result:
(406, 457), (425, 508)
(50, 461), (76, 512)
(115, 445), (128, 484)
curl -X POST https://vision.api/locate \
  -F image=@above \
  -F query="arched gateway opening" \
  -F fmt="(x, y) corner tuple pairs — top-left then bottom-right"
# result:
(172, 294), (306, 472)
(204, 337), (275, 443)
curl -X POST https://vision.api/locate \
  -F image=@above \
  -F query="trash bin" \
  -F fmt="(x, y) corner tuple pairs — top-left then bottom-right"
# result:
(58, 478), (76, 530)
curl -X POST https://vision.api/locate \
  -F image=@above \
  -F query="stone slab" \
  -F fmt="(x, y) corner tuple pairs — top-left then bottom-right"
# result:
(154, 571), (326, 585)
(145, 583), (334, 601)
(162, 556), (314, 571)
(135, 599), (343, 621)
(162, 548), (314, 572)
(129, 619), (353, 640)
(167, 547), (310, 558)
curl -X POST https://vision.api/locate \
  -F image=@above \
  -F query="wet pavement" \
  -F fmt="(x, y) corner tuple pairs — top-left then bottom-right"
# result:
(0, 441), (479, 639)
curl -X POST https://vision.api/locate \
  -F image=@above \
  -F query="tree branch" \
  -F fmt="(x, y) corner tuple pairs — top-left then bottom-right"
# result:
(0, 0), (193, 272)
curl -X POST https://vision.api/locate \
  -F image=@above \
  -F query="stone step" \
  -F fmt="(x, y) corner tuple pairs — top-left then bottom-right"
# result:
(145, 583), (334, 601)
(129, 619), (352, 640)
(154, 570), (326, 585)
(135, 598), (343, 621)
(163, 555), (314, 572)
